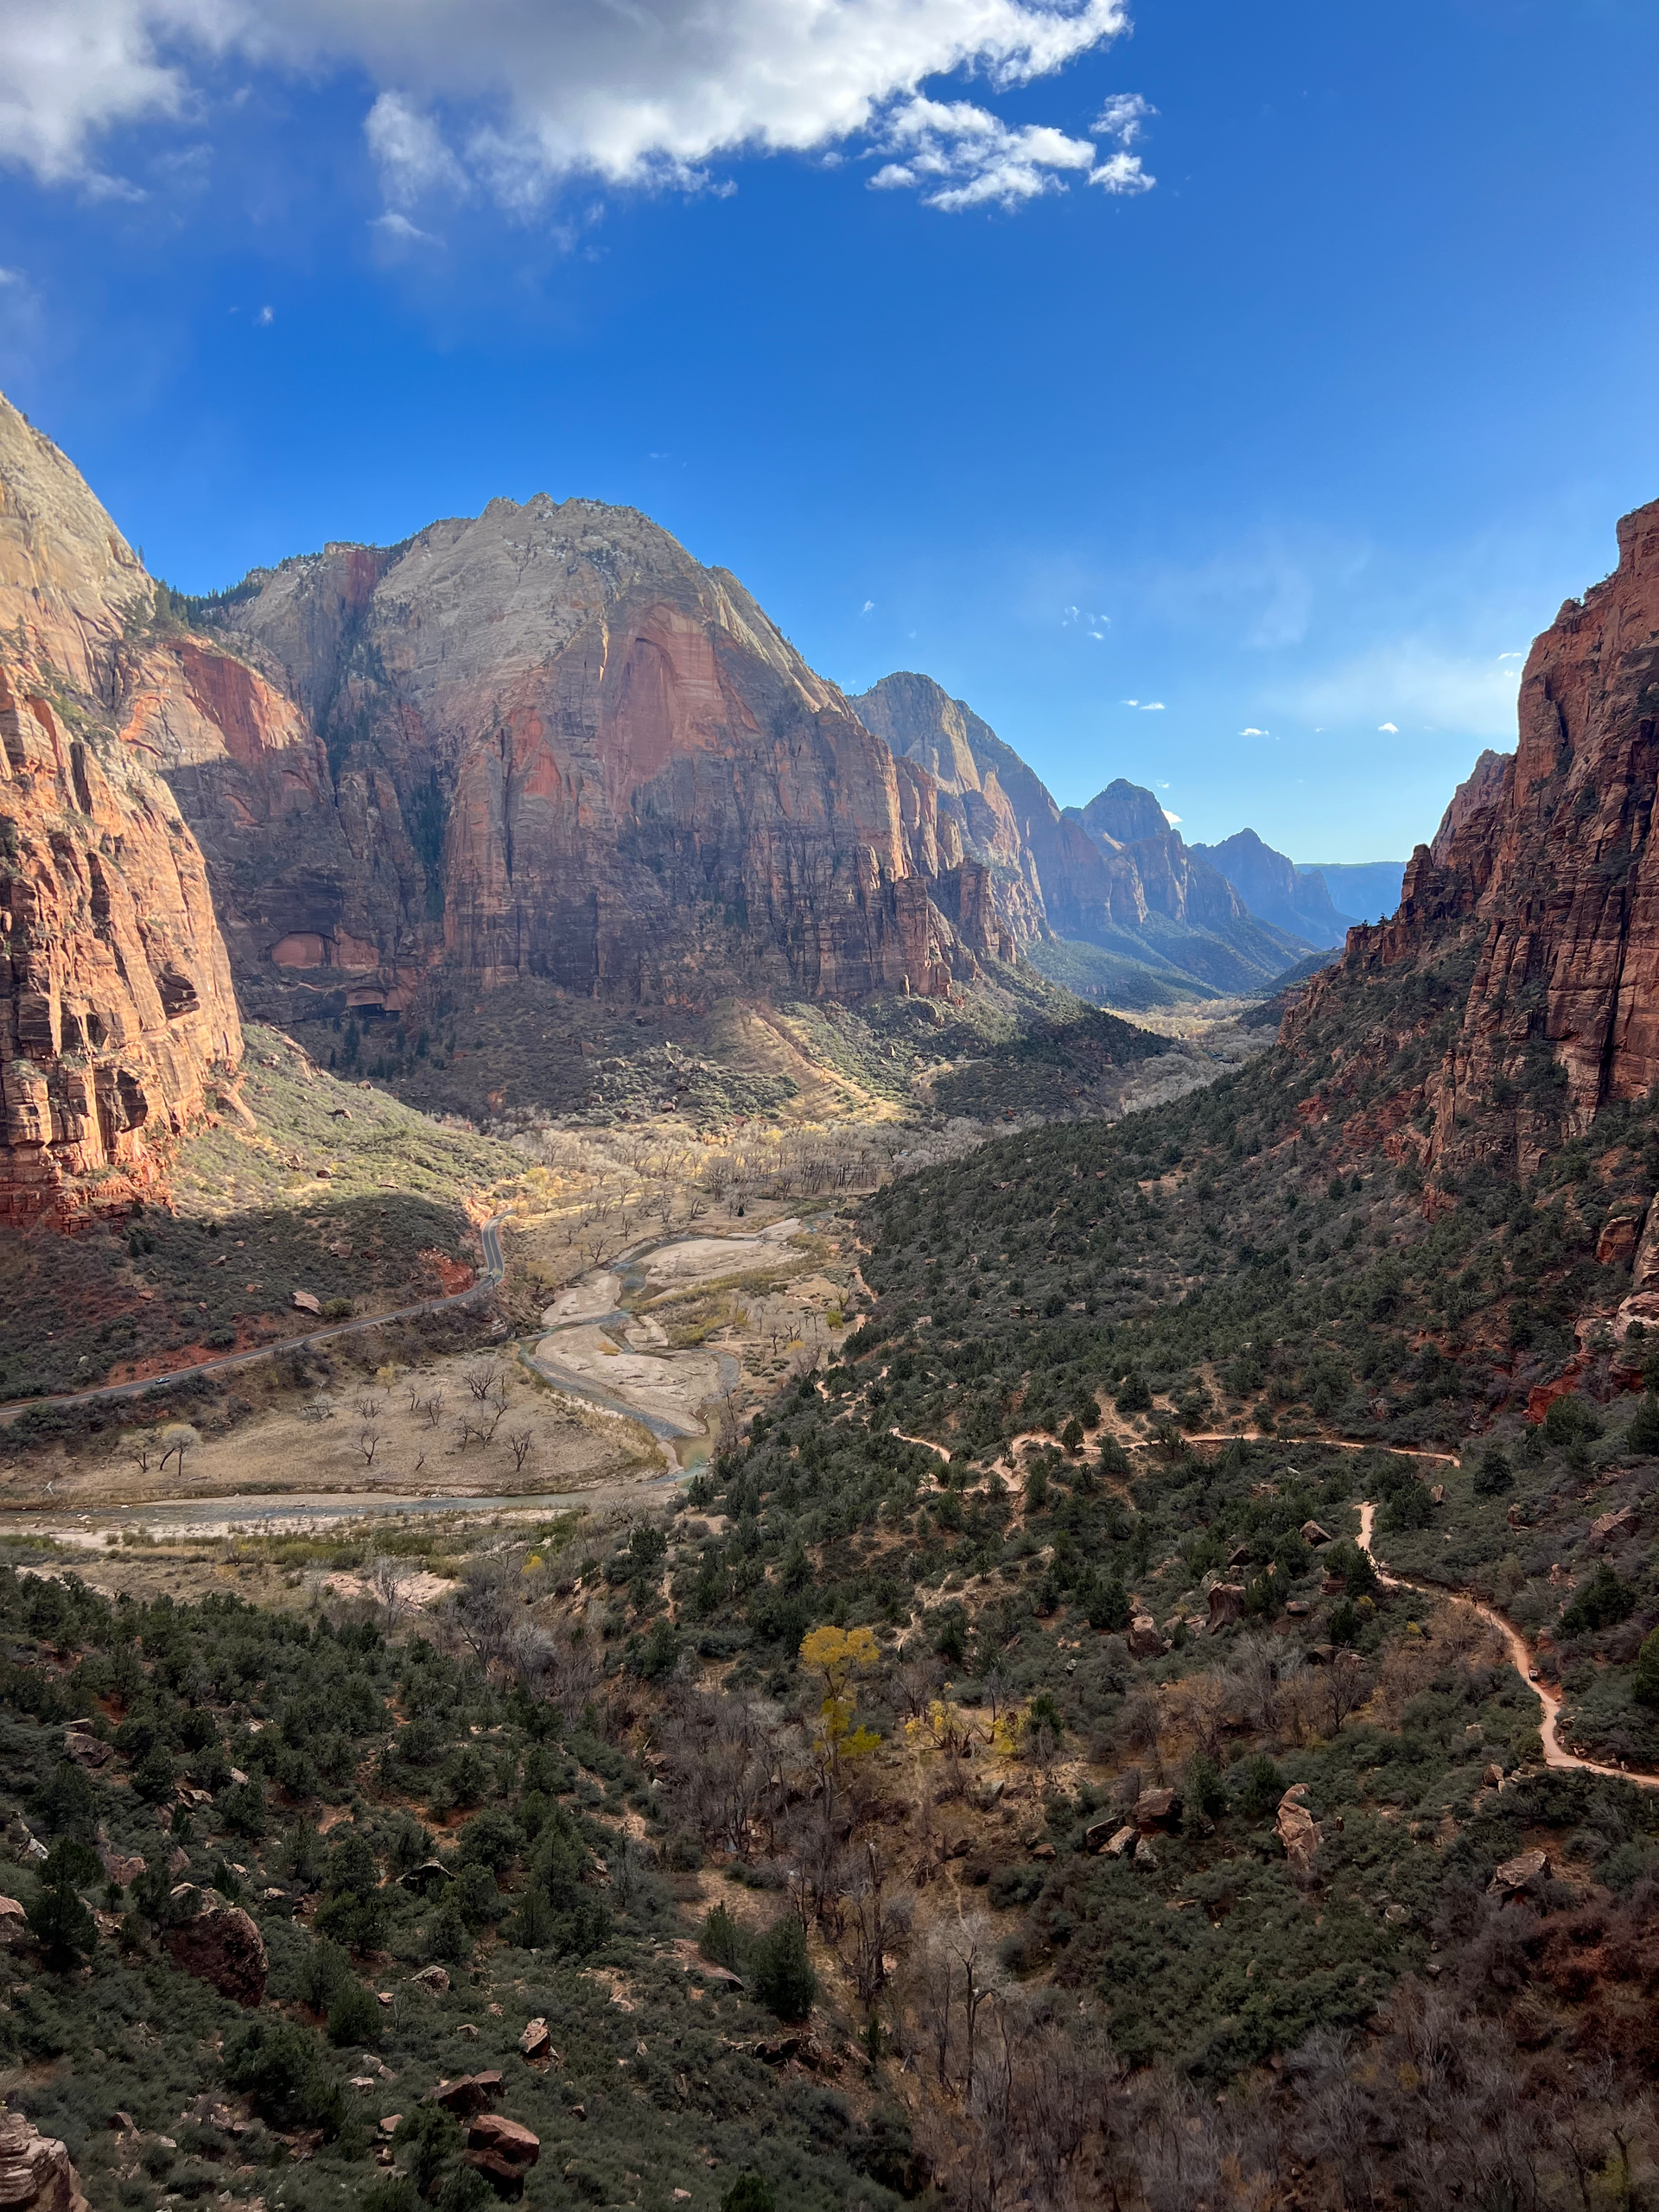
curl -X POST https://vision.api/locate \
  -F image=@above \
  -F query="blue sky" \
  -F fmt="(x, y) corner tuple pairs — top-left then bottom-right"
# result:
(3, 0), (1656, 861)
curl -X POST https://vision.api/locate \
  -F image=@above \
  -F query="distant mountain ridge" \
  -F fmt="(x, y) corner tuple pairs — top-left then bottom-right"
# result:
(853, 674), (1313, 1003)
(1295, 860), (1408, 925)
(1191, 827), (1357, 947)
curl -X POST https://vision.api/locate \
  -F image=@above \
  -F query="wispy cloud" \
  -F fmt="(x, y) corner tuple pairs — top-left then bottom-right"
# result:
(870, 92), (1147, 212)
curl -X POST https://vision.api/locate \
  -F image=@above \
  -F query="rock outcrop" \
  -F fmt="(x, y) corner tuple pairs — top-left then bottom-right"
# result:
(161, 1890), (268, 2005)
(0, 2113), (90, 2212)
(1284, 497), (1659, 1189)
(0, 396), (242, 1221)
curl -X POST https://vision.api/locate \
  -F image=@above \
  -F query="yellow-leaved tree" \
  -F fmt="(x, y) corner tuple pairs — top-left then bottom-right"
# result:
(799, 1625), (881, 1797)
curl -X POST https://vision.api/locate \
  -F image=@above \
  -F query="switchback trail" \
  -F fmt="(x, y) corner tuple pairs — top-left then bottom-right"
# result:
(0, 1217), (511, 1429)
(1356, 1499), (1659, 1794)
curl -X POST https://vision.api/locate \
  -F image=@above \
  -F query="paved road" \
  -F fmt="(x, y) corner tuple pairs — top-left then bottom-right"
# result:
(0, 1214), (512, 1429)
(1356, 1498), (1659, 1793)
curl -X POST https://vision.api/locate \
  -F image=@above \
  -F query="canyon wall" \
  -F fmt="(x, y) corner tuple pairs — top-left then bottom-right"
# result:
(0, 397), (241, 1221)
(1286, 494), (1659, 1182)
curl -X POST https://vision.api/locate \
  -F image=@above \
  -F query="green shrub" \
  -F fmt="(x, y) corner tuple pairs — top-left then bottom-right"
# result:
(1562, 1563), (1637, 1637)
(751, 1914), (816, 2023)
(1116, 1372), (1152, 1413)
(327, 1977), (383, 2048)
(701, 1903), (746, 1975)
(721, 2177), (776, 2212)
(1471, 1446), (1513, 1497)
(1629, 1394), (1659, 1456)
(1634, 1627), (1659, 1707)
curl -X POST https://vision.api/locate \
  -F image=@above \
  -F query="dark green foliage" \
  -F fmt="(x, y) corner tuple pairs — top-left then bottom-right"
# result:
(27, 1845), (97, 1966)
(1633, 1627), (1659, 1707)
(223, 2018), (343, 2136)
(701, 1904), (746, 1975)
(1629, 1393), (1659, 1455)
(395, 2104), (465, 2196)
(1561, 1563), (1638, 1637)
(721, 2177), (777, 2212)
(1471, 1446), (1513, 1497)
(456, 1806), (521, 1874)
(1086, 1574), (1131, 1632)
(750, 1914), (816, 2022)
(327, 1976), (383, 2048)
(1116, 1372), (1152, 1413)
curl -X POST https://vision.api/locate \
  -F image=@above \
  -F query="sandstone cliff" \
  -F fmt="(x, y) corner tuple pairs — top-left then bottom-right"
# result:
(0, 397), (241, 1221)
(1284, 494), (1659, 1183)
(183, 505), (1021, 1013)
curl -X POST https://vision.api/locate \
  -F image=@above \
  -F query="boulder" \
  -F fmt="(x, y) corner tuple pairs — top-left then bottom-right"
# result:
(1207, 1583), (1246, 1629)
(1133, 1788), (1180, 1831)
(1128, 1616), (1167, 1658)
(99, 1847), (145, 1888)
(162, 1895), (267, 2005)
(1300, 1521), (1333, 1547)
(466, 2113), (541, 2188)
(411, 1964), (451, 1995)
(1133, 1837), (1159, 1870)
(1283, 1599), (1311, 1618)
(1274, 1785), (1321, 1879)
(429, 2073), (504, 2119)
(1430, 1484), (1446, 1506)
(518, 2018), (553, 2063)
(1591, 1504), (1639, 1550)
(0, 2112), (90, 2212)
(1489, 1849), (1551, 1897)
(1484, 1763), (1505, 1791)
(0, 1897), (25, 1943)
(62, 1733), (110, 1770)
(292, 1290), (322, 1316)
(1099, 1825), (1136, 1859)
(1226, 1543), (1254, 1569)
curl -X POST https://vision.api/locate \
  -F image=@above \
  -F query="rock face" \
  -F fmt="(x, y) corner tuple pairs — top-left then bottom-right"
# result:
(0, 2113), (90, 2212)
(1284, 498), (1659, 1191)
(0, 397), (242, 1221)
(195, 513), (1017, 1015)
(1275, 1784), (1321, 1878)
(1190, 828), (1357, 948)
(161, 1891), (268, 2005)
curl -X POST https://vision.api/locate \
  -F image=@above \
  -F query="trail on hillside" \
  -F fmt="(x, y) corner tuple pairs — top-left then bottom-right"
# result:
(1356, 1497), (1659, 1793)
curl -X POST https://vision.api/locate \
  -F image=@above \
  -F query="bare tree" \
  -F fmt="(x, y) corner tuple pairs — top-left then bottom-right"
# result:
(357, 1424), (386, 1469)
(422, 1390), (446, 1429)
(126, 1436), (152, 1476)
(369, 1551), (405, 1626)
(354, 1392), (384, 1421)
(505, 1427), (534, 1474)
(464, 1357), (504, 1403)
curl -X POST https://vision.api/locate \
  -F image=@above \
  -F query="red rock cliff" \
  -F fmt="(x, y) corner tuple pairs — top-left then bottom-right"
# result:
(0, 395), (241, 1219)
(1285, 494), (1659, 1184)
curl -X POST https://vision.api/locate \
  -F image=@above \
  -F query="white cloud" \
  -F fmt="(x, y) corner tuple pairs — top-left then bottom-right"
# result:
(861, 600), (874, 614)
(871, 98), (1099, 211)
(1161, 808), (1180, 825)
(1238, 726), (1268, 737)
(1377, 721), (1399, 734)
(1497, 651), (1524, 660)
(1139, 700), (1165, 710)
(256, 302), (272, 322)
(1062, 602), (1109, 638)
(1120, 697), (1138, 705)
(365, 90), (468, 206)
(0, 0), (1146, 219)
(1093, 92), (1154, 143)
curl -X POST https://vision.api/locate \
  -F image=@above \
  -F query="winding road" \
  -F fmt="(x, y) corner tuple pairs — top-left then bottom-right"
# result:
(0, 1215), (512, 1430)
(1355, 1499), (1659, 1792)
